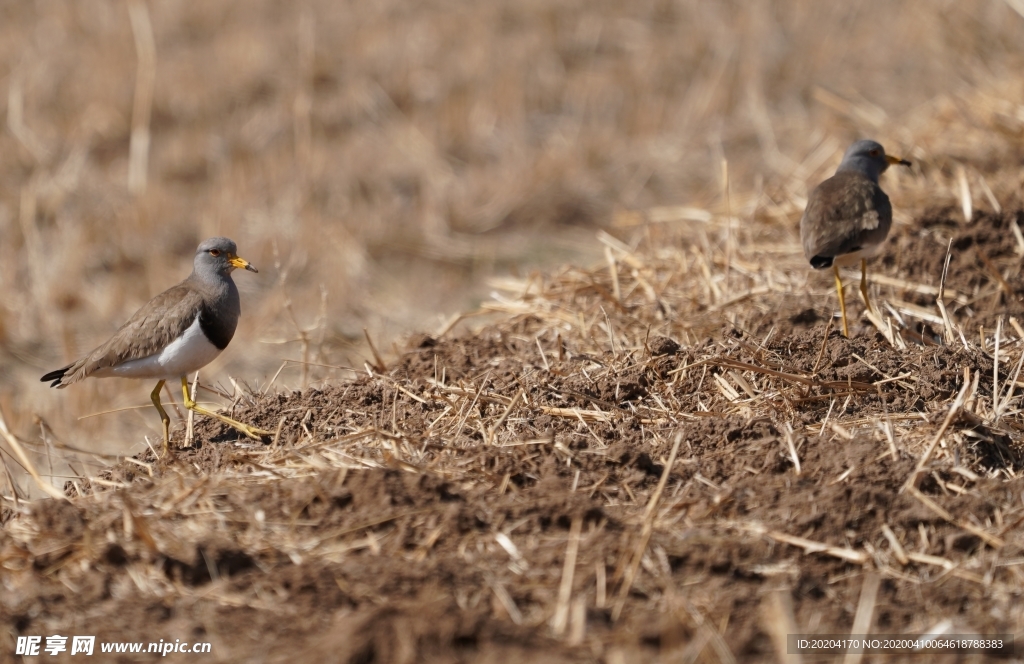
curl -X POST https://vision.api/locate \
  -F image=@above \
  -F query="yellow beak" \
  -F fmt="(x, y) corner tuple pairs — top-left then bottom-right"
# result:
(228, 254), (258, 273)
(886, 154), (912, 167)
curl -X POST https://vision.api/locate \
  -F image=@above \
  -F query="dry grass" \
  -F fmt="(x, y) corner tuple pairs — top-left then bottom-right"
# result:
(1, 0), (1024, 455)
(5, 163), (1024, 655)
(5, 1), (1024, 657)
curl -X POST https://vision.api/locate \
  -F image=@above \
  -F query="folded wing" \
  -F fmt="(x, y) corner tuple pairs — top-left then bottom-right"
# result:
(47, 283), (204, 387)
(800, 172), (892, 265)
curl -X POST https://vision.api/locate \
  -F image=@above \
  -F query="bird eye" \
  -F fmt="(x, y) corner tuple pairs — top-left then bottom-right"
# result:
(209, 249), (221, 257)
(869, 149), (879, 156)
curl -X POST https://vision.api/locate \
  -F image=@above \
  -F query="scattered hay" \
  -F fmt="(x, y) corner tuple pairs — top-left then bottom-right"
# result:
(4, 193), (1024, 659)
(4, 1), (1024, 659)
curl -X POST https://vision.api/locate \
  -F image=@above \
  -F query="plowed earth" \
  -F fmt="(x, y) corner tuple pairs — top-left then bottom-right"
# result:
(4, 207), (1024, 662)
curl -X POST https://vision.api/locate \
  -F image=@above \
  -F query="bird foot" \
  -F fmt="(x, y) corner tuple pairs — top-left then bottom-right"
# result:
(203, 414), (270, 441)
(206, 413), (271, 440)
(232, 422), (272, 440)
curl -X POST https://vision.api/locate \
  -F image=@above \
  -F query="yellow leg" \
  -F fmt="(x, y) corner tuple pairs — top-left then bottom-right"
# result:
(180, 376), (269, 440)
(833, 264), (849, 338)
(859, 258), (873, 314)
(150, 380), (171, 456)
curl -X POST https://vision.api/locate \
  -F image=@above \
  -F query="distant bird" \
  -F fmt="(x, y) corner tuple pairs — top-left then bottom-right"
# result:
(41, 237), (268, 454)
(800, 140), (911, 336)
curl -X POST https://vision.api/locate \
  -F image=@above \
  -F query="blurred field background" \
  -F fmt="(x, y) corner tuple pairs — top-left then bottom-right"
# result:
(2, 0), (1024, 466)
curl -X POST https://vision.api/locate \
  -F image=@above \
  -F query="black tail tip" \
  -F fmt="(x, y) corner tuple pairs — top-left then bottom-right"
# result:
(40, 366), (71, 387)
(809, 255), (834, 269)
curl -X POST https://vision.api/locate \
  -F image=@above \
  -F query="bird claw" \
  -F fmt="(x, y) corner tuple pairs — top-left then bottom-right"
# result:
(237, 424), (272, 440)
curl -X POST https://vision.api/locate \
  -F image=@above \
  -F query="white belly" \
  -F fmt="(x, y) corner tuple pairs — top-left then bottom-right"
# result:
(832, 240), (886, 268)
(95, 317), (223, 380)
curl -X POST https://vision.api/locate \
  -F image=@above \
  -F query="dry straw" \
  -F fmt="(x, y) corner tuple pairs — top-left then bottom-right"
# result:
(4, 0), (1024, 656)
(5, 129), (1024, 649)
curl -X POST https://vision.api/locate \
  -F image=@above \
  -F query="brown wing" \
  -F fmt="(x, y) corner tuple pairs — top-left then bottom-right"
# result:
(58, 282), (204, 386)
(799, 172), (892, 263)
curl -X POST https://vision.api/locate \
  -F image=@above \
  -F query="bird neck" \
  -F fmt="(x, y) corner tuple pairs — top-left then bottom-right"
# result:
(187, 270), (237, 307)
(190, 265), (232, 285)
(835, 157), (884, 183)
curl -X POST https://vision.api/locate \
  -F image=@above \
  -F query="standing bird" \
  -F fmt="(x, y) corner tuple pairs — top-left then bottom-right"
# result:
(800, 139), (911, 336)
(41, 237), (268, 454)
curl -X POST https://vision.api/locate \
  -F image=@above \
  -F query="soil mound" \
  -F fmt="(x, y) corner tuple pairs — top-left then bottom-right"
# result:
(4, 205), (1024, 661)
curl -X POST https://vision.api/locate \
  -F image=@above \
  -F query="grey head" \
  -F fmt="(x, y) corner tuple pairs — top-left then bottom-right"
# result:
(191, 237), (258, 282)
(835, 140), (912, 183)
(190, 237), (257, 351)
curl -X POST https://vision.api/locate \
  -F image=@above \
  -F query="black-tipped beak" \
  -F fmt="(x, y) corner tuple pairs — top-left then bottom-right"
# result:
(228, 255), (258, 273)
